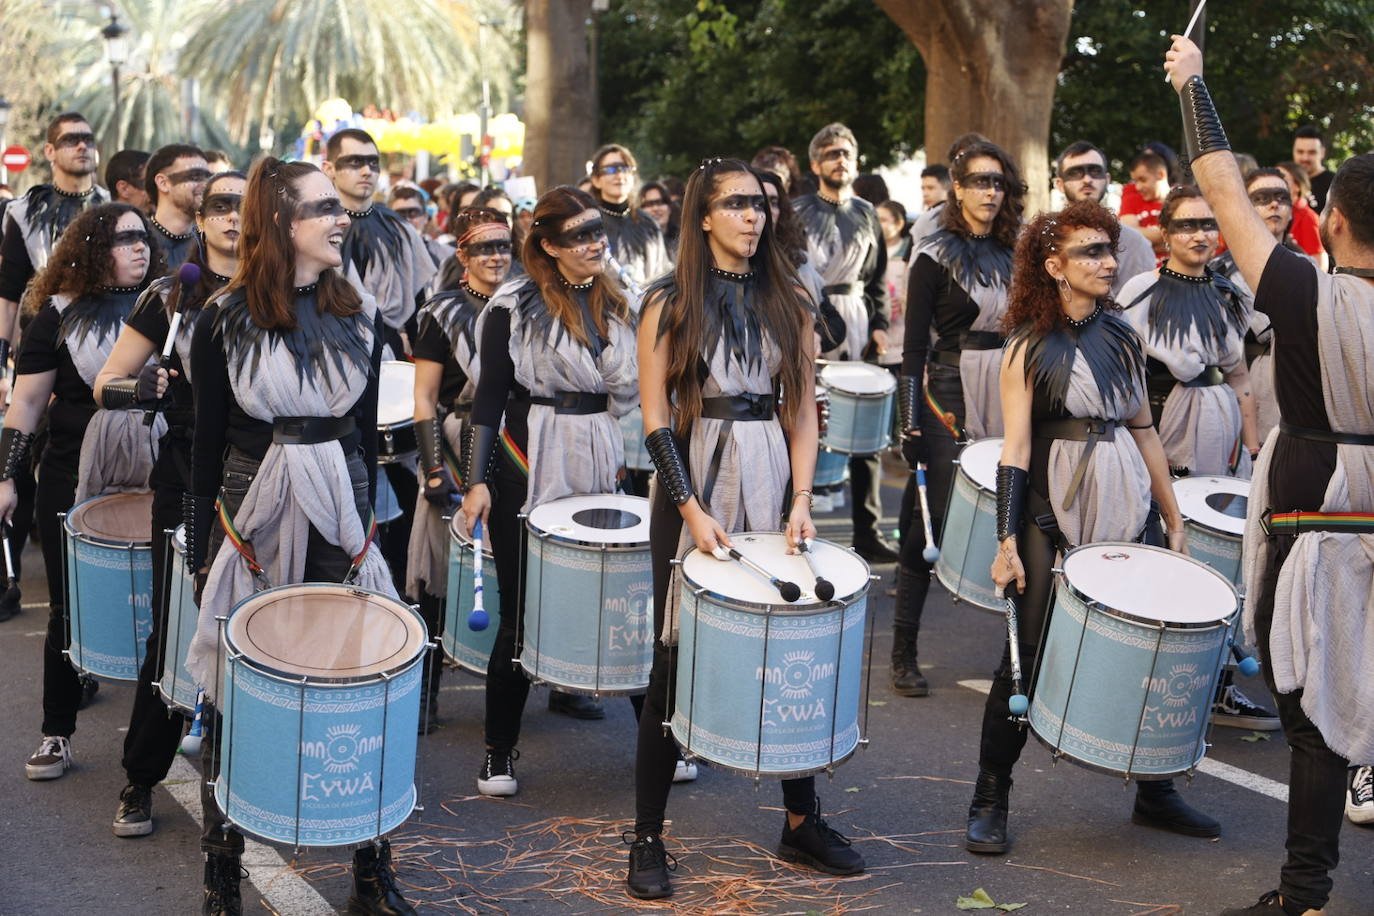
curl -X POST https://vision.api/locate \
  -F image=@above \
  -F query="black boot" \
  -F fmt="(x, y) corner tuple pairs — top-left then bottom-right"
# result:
(624, 831), (676, 900)
(965, 770), (1012, 854)
(1132, 778), (1221, 837)
(202, 853), (243, 916)
(348, 840), (416, 915)
(776, 798), (866, 875)
(548, 690), (605, 720)
(890, 627), (929, 697)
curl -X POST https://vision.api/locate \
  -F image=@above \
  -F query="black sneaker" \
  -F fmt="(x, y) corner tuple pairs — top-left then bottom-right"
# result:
(0, 584), (20, 623)
(1219, 890), (1316, 916)
(25, 735), (72, 780)
(1347, 764), (1374, 826)
(852, 536), (899, 565)
(77, 675), (99, 710)
(112, 783), (154, 837)
(476, 748), (519, 796)
(623, 832), (675, 900)
(1212, 684), (1281, 731)
(777, 805), (866, 876)
(548, 690), (606, 720)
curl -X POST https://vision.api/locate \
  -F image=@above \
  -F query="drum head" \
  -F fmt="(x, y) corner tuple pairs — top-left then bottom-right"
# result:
(1173, 476), (1249, 536)
(527, 494), (651, 547)
(958, 438), (1004, 491)
(449, 512), (494, 557)
(681, 531), (869, 609)
(225, 584), (427, 680)
(1062, 543), (1235, 626)
(819, 361), (896, 396)
(67, 492), (154, 544)
(378, 361), (416, 427)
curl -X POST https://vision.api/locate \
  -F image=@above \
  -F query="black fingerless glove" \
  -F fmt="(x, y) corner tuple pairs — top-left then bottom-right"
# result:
(1178, 75), (1230, 166)
(461, 424), (499, 489)
(417, 416), (457, 506)
(901, 433), (928, 471)
(182, 493), (216, 575)
(995, 465), (1029, 543)
(897, 376), (925, 469)
(136, 363), (166, 403)
(645, 427), (694, 506)
(0, 428), (34, 482)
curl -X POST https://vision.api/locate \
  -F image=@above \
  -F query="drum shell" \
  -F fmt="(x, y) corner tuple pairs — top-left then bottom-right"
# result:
(814, 447), (849, 490)
(442, 517), (500, 675)
(156, 525), (200, 712)
(215, 586), (424, 848)
(374, 471), (404, 525)
(63, 495), (156, 681)
(377, 360), (418, 464)
(377, 421), (417, 464)
(933, 447), (1001, 612)
(1182, 520), (1242, 590)
(522, 514), (654, 695)
(819, 382), (894, 455)
(619, 407), (653, 472)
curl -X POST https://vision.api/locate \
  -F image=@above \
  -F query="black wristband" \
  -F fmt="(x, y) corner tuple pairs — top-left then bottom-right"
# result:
(1178, 75), (1231, 166)
(182, 493), (216, 574)
(0, 427), (34, 482)
(462, 424), (499, 488)
(995, 465), (1029, 543)
(897, 375), (921, 434)
(100, 376), (141, 410)
(645, 427), (695, 506)
(416, 416), (445, 476)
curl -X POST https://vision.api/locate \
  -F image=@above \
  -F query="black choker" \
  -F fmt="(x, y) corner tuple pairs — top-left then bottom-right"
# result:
(345, 206), (373, 219)
(816, 190), (841, 206)
(1160, 265), (1211, 284)
(968, 232), (992, 241)
(207, 269), (232, 286)
(150, 216), (195, 241)
(1064, 301), (1102, 329)
(709, 266), (754, 282)
(293, 282), (318, 296)
(557, 273), (594, 291)
(1334, 265), (1374, 279)
(98, 284), (141, 294)
(597, 200), (630, 218)
(461, 280), (491, 302)
(55, 186), (95, 200)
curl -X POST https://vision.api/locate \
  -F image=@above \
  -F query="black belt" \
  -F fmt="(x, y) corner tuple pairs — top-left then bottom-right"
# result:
(1182, 365), (1225, 387)
(1279, 420), (1374, 447)
(701, 394), (776, 421)
(959, 330), (1006, 351)
(822, 282), (860, 297)
(1033, 417), (1123, 510)
(932, 349), (963, 369)
(525, 391), (608, 415)
(273, 415), (357, 445)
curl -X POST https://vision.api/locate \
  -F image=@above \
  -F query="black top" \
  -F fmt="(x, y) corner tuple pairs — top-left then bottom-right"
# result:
(1255, 245), (1334, 513)
(901, 253), (980, 379)
(412, 286), (485, 411)
(0, 218), (34, 302)
(792, 192), (890, 334)
(0, 185), (106, 301)
(16, 289), (140, 474)
(470, 308), (530, 451)
(150, 220), (197, 270)
(189, 291), (383, 505)
(1309, 170), (1333, 215)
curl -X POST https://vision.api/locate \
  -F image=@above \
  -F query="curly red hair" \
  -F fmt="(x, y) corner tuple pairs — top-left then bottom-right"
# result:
(1003, 200), (1122, 336)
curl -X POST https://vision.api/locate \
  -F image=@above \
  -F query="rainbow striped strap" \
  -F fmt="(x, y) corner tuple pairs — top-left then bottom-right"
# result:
(923, 388), (965, 442)
(216, 498), (268, 583)
(345, 511), (380, 583)
(1265, 510), (1374, 535)
(500, 426), (529, 477)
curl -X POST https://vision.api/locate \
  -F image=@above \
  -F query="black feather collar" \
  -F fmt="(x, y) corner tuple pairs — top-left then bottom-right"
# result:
(212, 289), (373, 385)
(20, 184), (101, 251)
(1125, 266), (1246, 349)
(650, 271), (764, 376)
(339, 204), (410, 282)
(417, 287), (485, 358)
(919, 227), (1013, 295)
(507, 277), (608, 359)
(57, 288), (140, 343)
(1008, 306), (1144, 413)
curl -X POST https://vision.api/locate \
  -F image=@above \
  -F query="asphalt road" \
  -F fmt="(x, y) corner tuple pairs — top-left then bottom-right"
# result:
(1, 465), (1371, 915)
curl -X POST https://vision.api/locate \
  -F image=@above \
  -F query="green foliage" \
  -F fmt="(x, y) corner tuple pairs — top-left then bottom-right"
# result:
(596, 0), (924, 179)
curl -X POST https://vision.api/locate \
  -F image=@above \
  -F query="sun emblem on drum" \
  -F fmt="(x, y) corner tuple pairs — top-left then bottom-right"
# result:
(1163, 664), (1200, 708)
(779, 651), (817, 699)
(323, 725), (364, 774)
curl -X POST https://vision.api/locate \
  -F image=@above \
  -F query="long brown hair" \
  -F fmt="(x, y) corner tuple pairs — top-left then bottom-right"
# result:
(28, 203), (166, 312)
(655, 159), (810, 435)
(522, 185), (629, 348)
(590, 144), (644, 221)
(756, 170), (806, 268)
(223, 157), (360, 330)
(1004, 200), (1122, 336)
(941, 140), (1025, 249)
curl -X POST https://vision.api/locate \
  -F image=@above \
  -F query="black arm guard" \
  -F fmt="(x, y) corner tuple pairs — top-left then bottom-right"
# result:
(182, 493), (216, 574)
(0, 339), (10, 372)
(416, 416), (445, 475)
(1178, 75), (1230, 166)
(462, 424), (499, 489)
(0, 427), (34, 482)
(100, 376), (140, 410)
(897, 375), (921, 435)
(995, 465), (1029, 543)
(645, 427), (695, 506)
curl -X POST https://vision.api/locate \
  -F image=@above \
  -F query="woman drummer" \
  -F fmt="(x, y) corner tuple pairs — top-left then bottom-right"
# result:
(459, 185), (640, 797)
(1118, 185), (1259, 478)
(179, 158), (411, 916)
(965, 200), (1219, 855)
(406, 206), (512, 730)
(0, 203), (166, 783)
(894, 140), (1024, 697)
(627, 158), (863, 901)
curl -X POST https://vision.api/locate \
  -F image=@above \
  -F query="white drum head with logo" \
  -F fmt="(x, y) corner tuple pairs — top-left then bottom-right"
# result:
(819, 361), (896, 397)
(958, 437), (1004, 492)
(378, 361), (416, 427)
(681, 532), (869, 608)
(1173, 476), (1249, 537)
(527, 494), (651, 548)
(1061, 543), (1235, 626)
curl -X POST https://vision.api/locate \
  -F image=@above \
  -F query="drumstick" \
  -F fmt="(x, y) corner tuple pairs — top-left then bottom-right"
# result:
(1229, 639), (1261, 677)
(916, 464), (939, 563)
(712, 545), (802, 602)
(144, 262), (201, 428)
(798, 538), (835, 601)
(467, 519), (490, 631)
(1, 521), (16, 589)
(995, 586), (1030, 716)
(1163, 0), (1209, 81)
(180, 687), (205, 755)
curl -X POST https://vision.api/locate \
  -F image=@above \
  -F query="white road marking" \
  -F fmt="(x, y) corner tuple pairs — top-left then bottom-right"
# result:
(955, 679), (1289, 803)
(165, 756), (337, 915)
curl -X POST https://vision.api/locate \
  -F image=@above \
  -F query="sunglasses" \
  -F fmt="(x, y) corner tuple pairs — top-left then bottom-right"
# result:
(1063, 242), (1116, 261)
(392, 206), (425, 220)
(710, 194), (768, 216)
(1167, 218), (1219, 235)
(112, 229), (149, 248)
(818, 147), (855, 163)
(54, 132), (95, 149)
(1249, 189), (1292, 207)
(641, 197), (669, 208)
(465, 239), (513, 258)
(297, 197), (346, 220)
(596, 163), (635, 177)
(201, 193), (242, 217)
(962, 172), (1007, 192)
(1060, 164), (1107, 181)
(167, 167), (213, 185)
(553, 218), (607, 249)
(334, 154), (381, 172)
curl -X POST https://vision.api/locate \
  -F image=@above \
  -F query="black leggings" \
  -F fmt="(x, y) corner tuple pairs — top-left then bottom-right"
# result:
(37, 462), (81, 738)
(633, 483), (816, 838)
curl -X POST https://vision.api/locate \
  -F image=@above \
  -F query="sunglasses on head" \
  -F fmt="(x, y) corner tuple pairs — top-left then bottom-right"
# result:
(1249, 188), (1292, 207)
(1167, 218), (1219, 235)
(710, 194), (768, 216)
(201, 193), (242, 217)
(167, 167), (212, 185)
(334, 154), (380, 172)
(553, 218), (607, 249)
(596, 163), (635, 177)
(297, 197), (346, 220)
(392, 206), (425, 220)
(1061, 164), (1107, 181)
(818, 147), (855, 163)
(465, 239), (513, 258)
(112, 229), (149, 248)
(54, 131), (95, 149)
(962, 172), (1007, 192)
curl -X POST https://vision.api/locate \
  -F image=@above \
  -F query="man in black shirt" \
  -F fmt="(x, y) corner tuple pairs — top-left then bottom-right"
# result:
(145, 143), (209, 269)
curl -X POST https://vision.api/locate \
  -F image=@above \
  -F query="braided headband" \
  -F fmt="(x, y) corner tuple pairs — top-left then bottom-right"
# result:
(458, 223), (511, 248)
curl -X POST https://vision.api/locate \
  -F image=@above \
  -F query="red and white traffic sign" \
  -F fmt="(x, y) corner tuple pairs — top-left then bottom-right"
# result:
(3, 146), (32, 173)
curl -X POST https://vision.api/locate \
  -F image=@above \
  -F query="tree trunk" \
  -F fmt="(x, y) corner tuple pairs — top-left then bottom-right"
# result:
(874, 0), (1072, 215)
(525, 0), (597, 194)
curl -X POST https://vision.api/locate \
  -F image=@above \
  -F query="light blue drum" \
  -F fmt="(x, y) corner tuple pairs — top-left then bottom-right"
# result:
(1029, 543), (1236, 778)
(442, 513), (500, 675)
(818, 362), (895, 455)
(216, 583), (427, 847)
(619, 407), (653, 472)
(522, 494), (654, 695)
(1173, 476), (1248, 590)
(815, 448), (849, 490)
(672, 532), (870, 777)
(374, 468), (404, 524)
(155, 525), (200, 712)
(934, 438), (1002, 612)
(63, 492), (155, 681)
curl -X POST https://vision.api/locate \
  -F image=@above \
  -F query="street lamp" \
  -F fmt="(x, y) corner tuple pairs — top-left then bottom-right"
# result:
(0, 96), (11, 153)
(101, 11), (129, 145)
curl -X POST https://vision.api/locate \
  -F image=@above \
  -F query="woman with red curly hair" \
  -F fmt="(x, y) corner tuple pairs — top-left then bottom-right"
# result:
(964, 201), (1214, 856)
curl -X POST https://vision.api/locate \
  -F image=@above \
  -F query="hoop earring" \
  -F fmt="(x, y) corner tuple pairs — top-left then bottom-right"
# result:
(1058, 276), (1072, 304)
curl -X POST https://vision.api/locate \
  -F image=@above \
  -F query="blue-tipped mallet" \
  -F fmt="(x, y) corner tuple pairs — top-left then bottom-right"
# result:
(1230, 639), (1261, 677)
(468, 519), (490, 631)
(180, 687), (205, 755)
(996, 585), (1030, 716)
(916, 464), (939, 564)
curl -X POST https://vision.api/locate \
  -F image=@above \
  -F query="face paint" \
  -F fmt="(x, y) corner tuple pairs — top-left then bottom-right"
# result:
(1248, 189), (1292, 207)
(54, 131), (96, 149)
(1060, 164), (1107, 181)
(465, 239), (513, 257)
(166, 167), (213, 185)
(1167, 218), (1220, 236)
(710, 194), (768, 216)
(334, 154), (380, 172)
(553, 218), (607, 250)
(1064, 241), (1115, 261)
(297, 197), (347, 220)
(201, 193), (242, 217)
(112, 229), (150, 248)
(962, 172), (1008, 192)
(392, 206), (424, 220)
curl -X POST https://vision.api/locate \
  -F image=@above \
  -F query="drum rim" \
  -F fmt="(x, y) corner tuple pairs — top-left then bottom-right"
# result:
(222, 582), (428, 685)
(1058, 541), (1238, 629)
(1174, 475), (1248, 539)
(62, 493), (156, 549)
(448, 516), (496, 558)
(679, 537), (871, 613)
(1026, 722), (1205, 781)
(378, 417), (417, 431)
(1181, 514), (1244, 542)
(524, 494), (652, 550)
(819, 363), (897, 397)
(668, 733), (860, 780)
(954, 437), (1003, 492)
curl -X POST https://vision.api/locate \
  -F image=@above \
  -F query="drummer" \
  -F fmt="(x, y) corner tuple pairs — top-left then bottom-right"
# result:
(895, 140), (1022, 696)
(629, 158), (863, 900)
(460, 185), (641, 798)
(180, 158), (411, 916)
(94, 169), (246, 838)
(965, 200), (1219, 855)
(406, 206), (512, 731)
(1118, 186), (1260, 478)
(0, 204), (167, 784)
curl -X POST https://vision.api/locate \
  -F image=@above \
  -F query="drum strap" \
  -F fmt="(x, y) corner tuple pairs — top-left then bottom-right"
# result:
(1032, 418), (1122, 511)
(923, 387), (964, 441)
(699, 421), (733, 514)
(216, 497), (380, 586)
(1262, 510), (1374, 536)
(499, 427), (530, 477)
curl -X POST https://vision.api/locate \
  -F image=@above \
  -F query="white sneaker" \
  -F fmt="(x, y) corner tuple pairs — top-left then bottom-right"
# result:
(673, 758), (698, 783)
(1347, 765), (1374, 825)
(26, 736), (72, 780)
